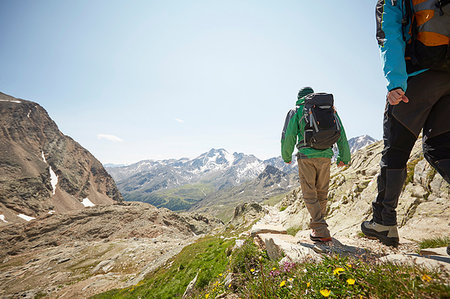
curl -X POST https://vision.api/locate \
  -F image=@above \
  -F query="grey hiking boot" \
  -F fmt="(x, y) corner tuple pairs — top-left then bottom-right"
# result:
(361, 220), (399, 247)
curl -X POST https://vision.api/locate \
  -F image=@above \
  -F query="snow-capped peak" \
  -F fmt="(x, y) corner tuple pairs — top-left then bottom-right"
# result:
(348, 135), (377, 153)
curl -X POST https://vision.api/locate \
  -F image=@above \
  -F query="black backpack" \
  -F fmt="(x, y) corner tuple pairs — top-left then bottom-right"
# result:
(300, 93), (341, 150)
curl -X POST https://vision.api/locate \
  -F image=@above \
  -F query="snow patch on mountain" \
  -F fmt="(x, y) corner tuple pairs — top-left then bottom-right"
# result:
(42, 151), (58, 195)
(18, 214), (35, 221)
(348, 135), (377, 153)
(82, 198), (95, 207)
(49, 167), (58, 195)
(0, 99), (21, 104)
(235, 160), (266, 181)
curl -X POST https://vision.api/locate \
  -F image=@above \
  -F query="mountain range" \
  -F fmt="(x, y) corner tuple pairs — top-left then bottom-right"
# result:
(106, 135), (377, 219)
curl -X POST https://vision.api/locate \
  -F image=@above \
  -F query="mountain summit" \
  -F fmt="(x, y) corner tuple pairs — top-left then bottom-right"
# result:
(0, 92), (122, 224)
(348, 135), (378, 153)
(107, 136), (377, 215)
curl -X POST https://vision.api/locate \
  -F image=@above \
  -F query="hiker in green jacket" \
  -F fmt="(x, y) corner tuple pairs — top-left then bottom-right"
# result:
(281, 87), (351, 242)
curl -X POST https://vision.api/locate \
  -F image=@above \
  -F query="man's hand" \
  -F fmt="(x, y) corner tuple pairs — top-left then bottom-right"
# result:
(337, 161), (345, 167)
(387, 88), (409, 105)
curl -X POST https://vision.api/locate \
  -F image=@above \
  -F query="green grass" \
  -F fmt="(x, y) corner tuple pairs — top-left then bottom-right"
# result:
(405, 155), (423, 186)
(286, 226), (301, 237)
(91, 236), (234, 299)
(264, 193), (288, 207)
(196, 240), (449, 299)
(419, 237), (450, 249)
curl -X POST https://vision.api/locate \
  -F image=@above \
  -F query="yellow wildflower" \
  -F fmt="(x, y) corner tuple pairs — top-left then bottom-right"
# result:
(280, 280), (286, 287)
(422, 274), (432, 282)
(333, 267), (345, 275)
(273, 267), (277, 271)
(320, 289), (331, 297)
(229, 284), (232, 288)
(205, 294), (210, 299)
(307, 282), (311, 288)
(250, 268), (255, 272)
(346, 263), (352, 268)
(347, 278), (356, 285)
(219, 273), (222, 276)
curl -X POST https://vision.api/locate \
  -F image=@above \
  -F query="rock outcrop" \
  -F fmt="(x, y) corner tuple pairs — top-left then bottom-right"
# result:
(0, 201), (223, 298)
(249, 205), (450, 277)
(0, 92), (122, 224)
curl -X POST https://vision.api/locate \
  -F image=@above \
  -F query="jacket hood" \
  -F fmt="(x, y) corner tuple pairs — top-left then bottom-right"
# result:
(296, 97), (305, 106)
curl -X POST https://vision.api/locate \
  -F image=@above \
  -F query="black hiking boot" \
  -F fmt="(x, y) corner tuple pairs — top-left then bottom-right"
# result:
(361, 220), (399, 247)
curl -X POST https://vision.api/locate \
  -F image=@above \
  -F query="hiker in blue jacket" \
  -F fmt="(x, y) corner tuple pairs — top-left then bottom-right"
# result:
(361, 0), (450, 247)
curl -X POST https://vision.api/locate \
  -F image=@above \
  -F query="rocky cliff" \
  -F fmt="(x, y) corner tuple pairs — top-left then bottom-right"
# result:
(0, 92), (122, 224)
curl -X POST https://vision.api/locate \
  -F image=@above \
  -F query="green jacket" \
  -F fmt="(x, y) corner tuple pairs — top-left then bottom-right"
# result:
(281, 97), (351, 164)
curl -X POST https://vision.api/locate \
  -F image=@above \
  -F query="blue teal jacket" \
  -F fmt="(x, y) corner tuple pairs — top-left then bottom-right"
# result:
(376, 0), (426, 92)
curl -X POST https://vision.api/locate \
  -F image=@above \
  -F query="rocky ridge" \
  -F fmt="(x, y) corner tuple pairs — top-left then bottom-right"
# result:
(0, 92), (122, 224)
(0, 201), (223, 298)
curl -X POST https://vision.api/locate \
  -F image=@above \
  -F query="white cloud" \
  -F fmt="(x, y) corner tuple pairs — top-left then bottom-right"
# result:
(97, 134), (124, 143)
(175, 118), (184, 123)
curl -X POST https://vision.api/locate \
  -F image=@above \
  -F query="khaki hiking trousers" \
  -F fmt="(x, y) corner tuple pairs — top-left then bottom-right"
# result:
(297, 157), (331, 238)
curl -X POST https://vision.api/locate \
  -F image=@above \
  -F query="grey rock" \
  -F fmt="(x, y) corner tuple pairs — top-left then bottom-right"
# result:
(182, 272), (199, 299)
(420, 247), (449, 256)
(250, 224), (287, 237)
(380, 254), (450, 273)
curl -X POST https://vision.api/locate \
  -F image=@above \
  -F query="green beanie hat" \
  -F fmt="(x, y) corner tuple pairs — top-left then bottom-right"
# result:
(297, 87), (314, 99)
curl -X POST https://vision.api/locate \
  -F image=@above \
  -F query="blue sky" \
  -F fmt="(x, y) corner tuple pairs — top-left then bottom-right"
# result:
(0, 0), (386, 164)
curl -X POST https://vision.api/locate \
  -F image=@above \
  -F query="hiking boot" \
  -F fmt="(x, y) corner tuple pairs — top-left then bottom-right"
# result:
(310, 229), (332, 243)
(361, 220), (399, 247)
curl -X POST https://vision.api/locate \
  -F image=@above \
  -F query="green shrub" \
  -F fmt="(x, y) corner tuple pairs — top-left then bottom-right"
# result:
(230, 239), (261, 274)
(286, 226), (301, 237)
(92, 236), (233, 299)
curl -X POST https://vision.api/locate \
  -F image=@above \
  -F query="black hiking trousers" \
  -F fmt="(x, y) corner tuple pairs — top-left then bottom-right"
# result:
(372, 70), (450, 226)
